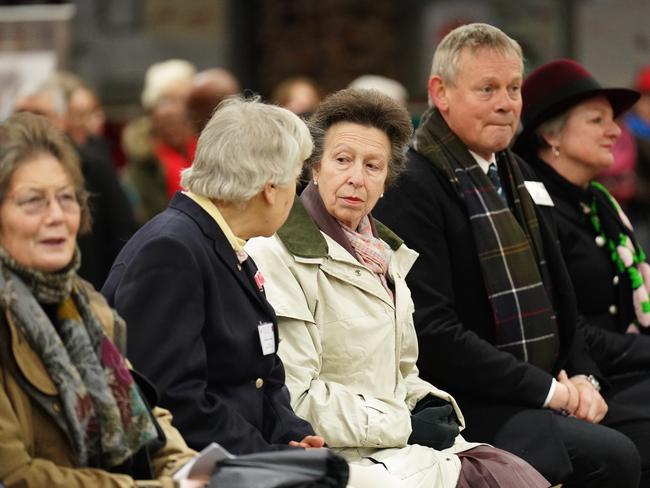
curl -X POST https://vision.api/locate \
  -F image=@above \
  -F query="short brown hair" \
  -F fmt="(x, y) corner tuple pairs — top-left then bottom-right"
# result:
(306, 88), (413, 187)
(0, 112), (91, 232)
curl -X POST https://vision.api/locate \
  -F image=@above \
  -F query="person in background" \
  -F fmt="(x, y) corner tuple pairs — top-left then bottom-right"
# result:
(621, 64), (650, 251)
(121, 59), (197, 224)
(512, 58), (650, 483)
(246, 88), (549, 487)
(14, 74), (137, 290)
(187, 68), (241, 133)
(374, 23), (648, 487)
(0, 112), (201, 488)
(348, 74), (409, 106)
(272, 76), (321, 118)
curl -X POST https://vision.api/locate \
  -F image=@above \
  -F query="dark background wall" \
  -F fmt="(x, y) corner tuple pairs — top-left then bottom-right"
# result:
(1, 0), (649, 120)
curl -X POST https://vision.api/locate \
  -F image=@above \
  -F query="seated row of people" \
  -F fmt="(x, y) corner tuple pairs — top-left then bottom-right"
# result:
(2, 21), (650, 488)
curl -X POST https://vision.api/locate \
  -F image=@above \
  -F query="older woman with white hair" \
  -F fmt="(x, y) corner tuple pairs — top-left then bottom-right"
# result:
(102, 96), (323, 456)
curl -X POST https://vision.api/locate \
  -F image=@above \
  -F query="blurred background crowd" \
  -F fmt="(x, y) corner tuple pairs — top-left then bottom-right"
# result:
(0, 0), (649, 290)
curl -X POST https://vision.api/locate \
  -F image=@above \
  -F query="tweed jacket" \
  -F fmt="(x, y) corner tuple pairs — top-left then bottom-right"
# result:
(246, 199), (481, 487)
(102, 192), (315, 455)
(0, 276), (195, 487)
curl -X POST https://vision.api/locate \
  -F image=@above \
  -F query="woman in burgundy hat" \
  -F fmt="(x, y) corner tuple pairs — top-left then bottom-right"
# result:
(514, 58), (650, 485)
(514, 59), (644, 336)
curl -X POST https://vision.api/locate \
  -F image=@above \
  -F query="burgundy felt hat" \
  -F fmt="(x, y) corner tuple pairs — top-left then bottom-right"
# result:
(518, 59), (639, 141)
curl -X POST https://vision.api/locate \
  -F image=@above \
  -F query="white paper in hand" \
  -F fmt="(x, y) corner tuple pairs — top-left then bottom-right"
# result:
(173, 442), (235, 481)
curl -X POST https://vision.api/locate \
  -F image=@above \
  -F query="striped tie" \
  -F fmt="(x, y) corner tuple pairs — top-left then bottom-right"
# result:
(487, 163), (506, 203)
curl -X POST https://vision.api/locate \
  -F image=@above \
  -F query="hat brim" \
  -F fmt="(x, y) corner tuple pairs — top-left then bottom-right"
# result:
(519, 87), (640, 141)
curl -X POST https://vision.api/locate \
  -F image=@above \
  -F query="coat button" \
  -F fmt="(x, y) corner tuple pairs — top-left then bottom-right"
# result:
(609, 305), (618, 315)
(613, 275), (620, 285)
(52, 402), (61, 412)
(255, 378), (264, 389)
(595, 236), (606, 247)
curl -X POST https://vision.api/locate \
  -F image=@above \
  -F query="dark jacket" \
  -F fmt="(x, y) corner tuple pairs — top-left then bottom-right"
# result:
(374, 148), (602, 439)
(532, 157), (650, 376)
(77, 143), (137, 290)
(101, 192), (315, 454)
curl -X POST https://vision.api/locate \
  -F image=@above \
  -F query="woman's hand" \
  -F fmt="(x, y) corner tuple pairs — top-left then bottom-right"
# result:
(288, 435), (325, 448)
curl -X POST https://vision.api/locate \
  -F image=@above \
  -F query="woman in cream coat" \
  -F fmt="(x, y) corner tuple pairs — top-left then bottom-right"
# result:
(247, 88), (549, 487)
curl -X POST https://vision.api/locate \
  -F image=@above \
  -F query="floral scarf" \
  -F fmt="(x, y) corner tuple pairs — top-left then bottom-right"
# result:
(0, 247), (158, 468)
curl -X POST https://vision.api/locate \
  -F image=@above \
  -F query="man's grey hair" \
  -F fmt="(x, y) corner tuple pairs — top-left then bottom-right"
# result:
(181, 96), (312, 204)
(430, 23), (523, 86)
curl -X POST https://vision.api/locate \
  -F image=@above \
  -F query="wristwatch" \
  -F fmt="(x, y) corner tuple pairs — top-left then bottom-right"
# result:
(577, 374), (601, 392)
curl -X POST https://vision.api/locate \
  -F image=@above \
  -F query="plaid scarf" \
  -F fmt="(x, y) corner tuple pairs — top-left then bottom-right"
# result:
(0, 249), (158, 468)
(415, 108), (559, 371)
(340, 215), (394, 300)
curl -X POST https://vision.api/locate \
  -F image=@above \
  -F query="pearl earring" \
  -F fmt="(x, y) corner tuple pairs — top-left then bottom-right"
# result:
(552, 146), (560, 158)
(313, 179), (318, 186)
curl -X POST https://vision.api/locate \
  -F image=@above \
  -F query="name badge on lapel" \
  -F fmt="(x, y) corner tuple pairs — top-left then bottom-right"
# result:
(524, 181), (555, 207)
(257, 322), (276, 355)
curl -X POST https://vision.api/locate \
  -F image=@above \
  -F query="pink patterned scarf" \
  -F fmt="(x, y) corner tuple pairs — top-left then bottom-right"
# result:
(340, 215), (394, 300)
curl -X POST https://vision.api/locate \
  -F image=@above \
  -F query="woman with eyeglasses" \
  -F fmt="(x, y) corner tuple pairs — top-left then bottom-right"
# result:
(0, 112), (202, 487)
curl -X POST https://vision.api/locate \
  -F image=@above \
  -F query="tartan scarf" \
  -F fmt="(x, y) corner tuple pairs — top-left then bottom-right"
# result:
(301, 183), (394, 299)
(0, 250), (158, 468)
(340, 215), (394, 301)
(415, 108), (559, 371)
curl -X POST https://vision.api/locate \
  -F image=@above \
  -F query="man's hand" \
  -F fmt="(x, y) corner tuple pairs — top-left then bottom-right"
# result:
(570, 375), (608, 423)
(548, 369), (579, 414)
(288, 435), (325, 448)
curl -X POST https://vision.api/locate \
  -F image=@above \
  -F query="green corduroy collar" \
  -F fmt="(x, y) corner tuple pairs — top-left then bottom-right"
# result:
(277, 198), (403, 258)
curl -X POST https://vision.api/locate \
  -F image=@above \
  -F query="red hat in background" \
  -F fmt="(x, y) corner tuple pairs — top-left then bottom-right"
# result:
(636, 65), (650, 94)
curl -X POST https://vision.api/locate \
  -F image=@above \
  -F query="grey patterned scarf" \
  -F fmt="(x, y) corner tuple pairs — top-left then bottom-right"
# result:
(0, 248), (158, 468)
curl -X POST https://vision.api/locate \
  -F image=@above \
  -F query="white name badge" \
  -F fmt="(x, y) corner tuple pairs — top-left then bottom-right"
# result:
(524, 181), (555, 207)
(257, 322), (276, 356)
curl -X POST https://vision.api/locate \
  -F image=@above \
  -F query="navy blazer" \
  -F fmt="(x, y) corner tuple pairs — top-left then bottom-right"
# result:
(102, 192), (314, 454)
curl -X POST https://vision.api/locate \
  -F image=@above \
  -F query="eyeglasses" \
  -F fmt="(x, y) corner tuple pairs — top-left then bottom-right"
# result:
(3, 189), (80, 216)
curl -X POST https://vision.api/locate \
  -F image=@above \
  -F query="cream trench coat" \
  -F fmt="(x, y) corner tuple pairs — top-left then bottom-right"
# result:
(246, 200), (481, 488)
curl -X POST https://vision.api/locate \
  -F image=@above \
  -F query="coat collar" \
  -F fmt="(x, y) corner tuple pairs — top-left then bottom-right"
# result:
(277, 193), (404, 259)
(169, 191), (276, 317)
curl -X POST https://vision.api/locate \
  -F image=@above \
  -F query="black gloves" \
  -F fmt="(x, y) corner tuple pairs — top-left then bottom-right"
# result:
(407, 396), (460, 450)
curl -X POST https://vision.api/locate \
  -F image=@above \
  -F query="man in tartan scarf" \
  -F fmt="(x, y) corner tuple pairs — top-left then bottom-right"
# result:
(375, 23), (650, 488)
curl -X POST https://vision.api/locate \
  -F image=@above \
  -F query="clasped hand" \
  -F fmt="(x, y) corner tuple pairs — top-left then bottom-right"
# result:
(548, 369), (608, 423)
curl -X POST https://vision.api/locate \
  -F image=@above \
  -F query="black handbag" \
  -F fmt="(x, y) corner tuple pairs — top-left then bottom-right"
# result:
(208, 449), (349, 488)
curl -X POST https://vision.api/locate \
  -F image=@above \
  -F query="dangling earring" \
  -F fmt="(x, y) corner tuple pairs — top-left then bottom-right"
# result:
(313, 178), (318, 186)
(380, 193), (384, 198)
(552, 146), (560, 158)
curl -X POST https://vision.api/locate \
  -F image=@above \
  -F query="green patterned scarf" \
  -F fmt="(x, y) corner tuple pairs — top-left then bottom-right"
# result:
(0, 248), (158, 468)
(414, 108), (559, 371)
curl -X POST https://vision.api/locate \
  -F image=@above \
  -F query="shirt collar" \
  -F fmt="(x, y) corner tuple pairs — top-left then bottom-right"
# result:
(183, 191), (246, 251)
(468, 150), (496, 174)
